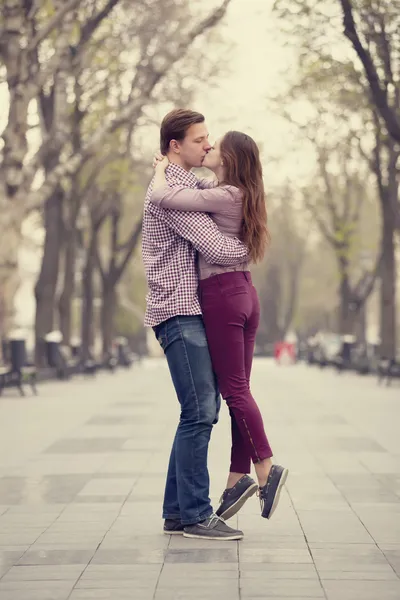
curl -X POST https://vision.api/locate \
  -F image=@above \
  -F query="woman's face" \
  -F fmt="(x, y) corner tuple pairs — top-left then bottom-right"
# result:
(202, 136), (223, 171)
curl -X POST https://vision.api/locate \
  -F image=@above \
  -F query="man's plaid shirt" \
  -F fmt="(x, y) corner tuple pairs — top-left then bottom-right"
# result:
(142, 163), (248, 327)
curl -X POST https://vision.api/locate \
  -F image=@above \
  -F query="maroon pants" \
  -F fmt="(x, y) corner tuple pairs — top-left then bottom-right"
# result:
(199, 271), (273, 474)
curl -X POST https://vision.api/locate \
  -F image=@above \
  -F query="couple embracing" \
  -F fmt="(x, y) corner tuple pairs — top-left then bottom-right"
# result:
(142, 109), (288, 541)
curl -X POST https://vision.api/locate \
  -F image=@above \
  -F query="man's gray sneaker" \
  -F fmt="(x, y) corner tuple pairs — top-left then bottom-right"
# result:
(259, 464), (288, 519)
(183, 514), (243, 540)
(216, 475), (258, 520)
(163, 519), (184, 535)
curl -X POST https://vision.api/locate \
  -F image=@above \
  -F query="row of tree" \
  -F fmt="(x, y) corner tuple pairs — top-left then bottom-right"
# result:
(0, 0), (232, 363)
(259, 0), (399, 357)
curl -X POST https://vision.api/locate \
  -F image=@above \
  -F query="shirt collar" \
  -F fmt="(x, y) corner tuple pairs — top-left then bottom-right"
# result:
(165, 163), (198, 186)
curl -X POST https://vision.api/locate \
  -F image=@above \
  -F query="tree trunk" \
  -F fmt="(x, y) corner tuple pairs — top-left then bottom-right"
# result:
(100, 281), (116, 357)
(337, 259), (354, 335)
(58, 226), (78, 345)
(379, 202), (396, 359)
(81, 232), (98, 361)
(34, 186), (64, 365)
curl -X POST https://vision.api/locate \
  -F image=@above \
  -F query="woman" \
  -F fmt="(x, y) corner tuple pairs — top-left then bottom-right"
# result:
(151, 131), (288, 521)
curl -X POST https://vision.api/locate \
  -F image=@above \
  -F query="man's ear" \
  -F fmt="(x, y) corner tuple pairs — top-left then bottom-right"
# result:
(169, 139), (180, 154)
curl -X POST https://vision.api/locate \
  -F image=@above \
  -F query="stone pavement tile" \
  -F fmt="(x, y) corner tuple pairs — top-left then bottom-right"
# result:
(77, 478), (134, 496)
(0, 531), (44, 545)
(161, 562), (238, 574)
(1, 474), (92, 505)
(17, 549), (94, 565)
(122, 439), (160, 451)
(11, 457), (107, 476)
(0, 508), (8, 518)
(81, 564), (162, 579)
(0, 549), (26, 567)
(315, 453), (372, 475)
(240, 563), (317, 573)
(29, 543), (100, 552)
(0, 580), (74, 592)
(239, 537), (309, 550)
(240, 564), (318, 579)
(5, 504), (65, 517)
(44, 438), (126, 454)
(349, 508), (400, 543)
(1, 564), (86, 581)
(73, 495), (127, 503)
(70, 591), (154, 600)
(76, 578), (158, 589)
(165, 547), (238, 564)
(239, 578), (325, 598)
(239, 547), (313, 564)
(91, 548), (165, 564)
(322, 579), (400, 600)
(44, 520), (113, 533)
(86, 415), (144, 425)
(66, 425), (143, 439)
(318, 569), (398, 581)
(309, 544), (391, 572)
(168, 535), (241, 550)
(378, 544), (400, 576)
(0, 592), (70, 600)
(100, 533), (170, 550)
(357, 453), (400, 474)
(55, 507), (119, 523)
(154, 588), (240, 600)
(91, 472), (140, 479)
(34, 533), (105, 546)
(296, 510), (373, 543)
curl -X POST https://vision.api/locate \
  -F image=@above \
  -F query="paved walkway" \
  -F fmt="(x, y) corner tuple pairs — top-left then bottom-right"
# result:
(0, 358), (399, 600)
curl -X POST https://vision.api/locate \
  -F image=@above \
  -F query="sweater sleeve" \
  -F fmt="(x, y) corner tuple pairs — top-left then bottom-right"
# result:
(150, 184), (236, 214)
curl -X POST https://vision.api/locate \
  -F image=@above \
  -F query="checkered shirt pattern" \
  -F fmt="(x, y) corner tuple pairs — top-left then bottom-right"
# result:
(142, 163), (248, 327)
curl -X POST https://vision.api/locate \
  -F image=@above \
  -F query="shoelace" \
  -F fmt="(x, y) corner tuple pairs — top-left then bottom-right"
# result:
(256, 488), (264, 511)
(208, 513), (225, 526)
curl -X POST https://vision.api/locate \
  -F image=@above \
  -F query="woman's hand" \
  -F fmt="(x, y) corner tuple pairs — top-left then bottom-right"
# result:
(153, 152), (166, 169)
(154, 155), (169, 172)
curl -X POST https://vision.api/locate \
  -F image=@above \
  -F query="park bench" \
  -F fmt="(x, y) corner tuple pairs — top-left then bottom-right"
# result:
(0, 338), (37, 396)
(377, 358), (400, 386)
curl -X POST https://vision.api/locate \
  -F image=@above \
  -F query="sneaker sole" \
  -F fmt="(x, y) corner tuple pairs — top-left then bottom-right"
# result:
(163, 530), (184, 536)
(183, 531), (243, 541)
(219, 483), (259, 521)
(266, 468), (289, 519)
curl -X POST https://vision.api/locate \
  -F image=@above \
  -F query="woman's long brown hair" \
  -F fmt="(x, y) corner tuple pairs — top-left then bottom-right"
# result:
(220, 131), (269, 263)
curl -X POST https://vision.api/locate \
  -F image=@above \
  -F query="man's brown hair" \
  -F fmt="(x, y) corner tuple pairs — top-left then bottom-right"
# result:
(160, 109), (205, 155)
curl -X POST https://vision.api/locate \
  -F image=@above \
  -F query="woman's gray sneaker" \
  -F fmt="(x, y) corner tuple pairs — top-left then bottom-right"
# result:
(183, 514), (243, 540)
(259, 465), (288, 519)
(216, 475), (258, 521)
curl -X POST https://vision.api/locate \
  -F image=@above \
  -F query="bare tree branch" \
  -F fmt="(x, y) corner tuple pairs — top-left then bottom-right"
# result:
(338, 0), (400, 142)
(21, 0), (233, 212)
(28, 0), (81, 50)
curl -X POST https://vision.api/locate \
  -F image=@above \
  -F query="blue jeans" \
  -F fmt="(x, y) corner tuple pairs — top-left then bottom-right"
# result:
(154, 315), (221, 525)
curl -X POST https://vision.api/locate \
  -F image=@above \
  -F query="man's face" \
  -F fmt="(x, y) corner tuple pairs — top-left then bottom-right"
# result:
(172, 122), (211, 169)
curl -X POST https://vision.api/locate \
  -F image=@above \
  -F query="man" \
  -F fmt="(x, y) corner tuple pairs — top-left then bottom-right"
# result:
(142, 109), (248, 540)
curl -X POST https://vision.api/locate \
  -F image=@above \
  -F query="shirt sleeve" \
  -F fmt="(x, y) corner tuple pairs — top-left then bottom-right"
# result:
(146, 202), (248, 265)
(150, 184), (235, 214)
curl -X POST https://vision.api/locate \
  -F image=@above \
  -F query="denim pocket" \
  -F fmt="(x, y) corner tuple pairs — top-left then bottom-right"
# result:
(153, 325), (167, 350)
